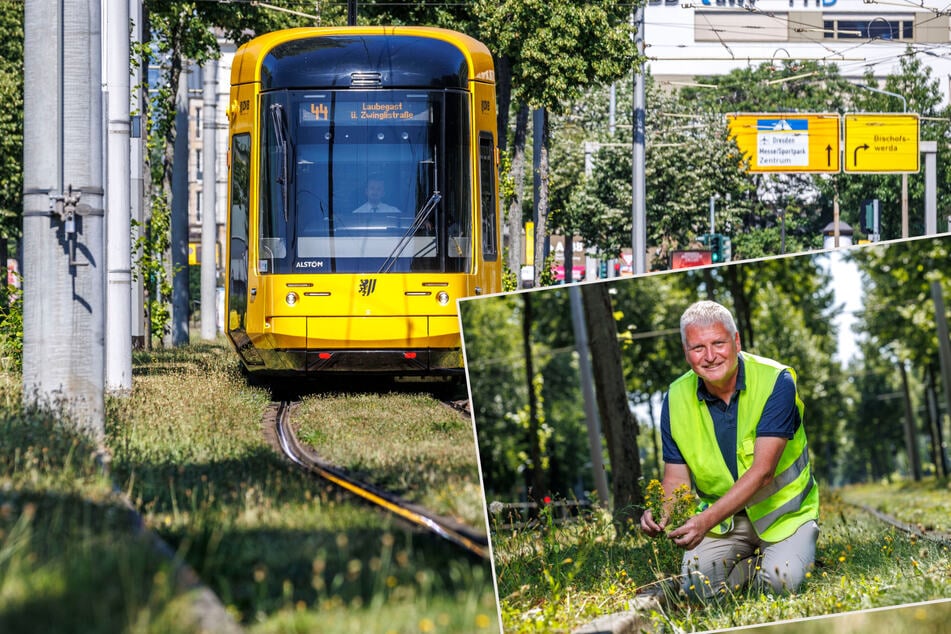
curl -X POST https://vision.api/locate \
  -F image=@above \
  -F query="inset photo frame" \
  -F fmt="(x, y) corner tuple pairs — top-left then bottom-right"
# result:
(461, 234), (951, 633)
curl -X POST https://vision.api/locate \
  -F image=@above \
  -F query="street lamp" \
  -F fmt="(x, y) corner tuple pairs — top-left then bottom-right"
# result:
(851, 81), (910, 238)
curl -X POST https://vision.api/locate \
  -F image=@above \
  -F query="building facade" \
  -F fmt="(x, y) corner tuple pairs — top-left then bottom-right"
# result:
(646, 0), (951, 104)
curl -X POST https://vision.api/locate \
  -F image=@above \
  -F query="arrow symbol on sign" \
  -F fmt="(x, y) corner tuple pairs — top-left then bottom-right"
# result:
(826, 144), (832, 166)
(853, 143), (869, 166)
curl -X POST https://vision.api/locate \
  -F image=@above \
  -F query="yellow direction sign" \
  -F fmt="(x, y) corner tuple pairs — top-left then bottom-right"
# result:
(727, 113), (840, 174)
(843, 114), (919, 173)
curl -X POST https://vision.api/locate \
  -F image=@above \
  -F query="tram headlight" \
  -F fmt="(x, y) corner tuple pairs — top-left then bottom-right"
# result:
(436, 291), (450, 306)
(285, 291), (299, 306)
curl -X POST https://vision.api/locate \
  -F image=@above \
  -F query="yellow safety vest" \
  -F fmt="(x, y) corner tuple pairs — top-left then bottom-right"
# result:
(668, 351), (819, 542)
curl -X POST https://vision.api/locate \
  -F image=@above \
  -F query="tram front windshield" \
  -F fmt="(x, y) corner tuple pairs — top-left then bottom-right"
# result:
(259, 89), (472, 275)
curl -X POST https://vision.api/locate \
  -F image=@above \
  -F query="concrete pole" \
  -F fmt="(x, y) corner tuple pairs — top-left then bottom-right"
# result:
(631, 7), (646, 275)
(922, 141), (937, 235)
(169, 66), (190, 346)
(130, 0), (146, 348)
(22, 0), (105, 438)
(569, 286), (610, 507)
(106, 0), (132, 391)
(200, 60), (218, 340)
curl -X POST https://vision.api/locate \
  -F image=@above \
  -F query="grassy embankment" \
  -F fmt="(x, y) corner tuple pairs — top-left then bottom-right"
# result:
(0, 339), (498, 633)
(492, 480), (951, 633)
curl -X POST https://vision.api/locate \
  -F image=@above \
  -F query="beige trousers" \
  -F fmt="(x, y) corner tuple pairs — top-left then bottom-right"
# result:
(680, 514), (819, 600)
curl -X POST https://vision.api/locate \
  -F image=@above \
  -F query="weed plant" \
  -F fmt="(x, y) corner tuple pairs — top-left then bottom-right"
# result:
(494, 485), (951, 633)
(642, 479), (697, 580)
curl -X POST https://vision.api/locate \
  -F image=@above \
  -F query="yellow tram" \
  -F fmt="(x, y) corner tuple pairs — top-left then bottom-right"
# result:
(225, 27), (501, 376)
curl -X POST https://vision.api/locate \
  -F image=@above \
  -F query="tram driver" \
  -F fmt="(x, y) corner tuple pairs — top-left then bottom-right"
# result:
(351, 175), (401, 215)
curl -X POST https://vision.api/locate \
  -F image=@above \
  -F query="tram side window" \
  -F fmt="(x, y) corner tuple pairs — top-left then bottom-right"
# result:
(479, 134), (497, 262)
(228, 133), (251, 326)
(260, 101), (291, 270)
(444, 92), (471, 272)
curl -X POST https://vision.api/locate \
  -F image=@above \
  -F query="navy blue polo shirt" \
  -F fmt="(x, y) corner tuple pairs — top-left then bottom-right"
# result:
(660, 357), (800, 481)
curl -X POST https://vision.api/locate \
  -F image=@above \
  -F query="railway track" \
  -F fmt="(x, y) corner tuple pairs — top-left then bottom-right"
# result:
(265, 400), (489, 559)
(847, 501), (951, 547)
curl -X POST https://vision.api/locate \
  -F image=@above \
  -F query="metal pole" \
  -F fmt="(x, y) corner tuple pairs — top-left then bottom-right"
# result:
(609, 84), (616, 136)
(901, 173), (909, 239)
(780, 208), (786, 254)
(532, 108), (547, 286)
(708, 196), (715, 234)
(852, 83), (910, 238)
(169, 67), (190, 346)
(569, 287), (610, 507)
(23, 0), (105, 437)
(200, 60), (218, 340)
(347, 0), (357, 26)
(833, 192), (840, 248)
(130, 0), (146, 348)
(923, 141), (937, 235)
(632, 7), (646, 275)
(106, 0), (133, 392)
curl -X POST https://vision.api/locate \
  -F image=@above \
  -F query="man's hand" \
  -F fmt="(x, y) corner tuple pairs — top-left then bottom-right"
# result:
(639, 508), (668, 537)
(667, 513), (712, 551)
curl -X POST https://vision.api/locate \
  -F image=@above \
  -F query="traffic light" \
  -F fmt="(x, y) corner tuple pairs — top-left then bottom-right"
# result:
(860, 199), (879, 238)
(698, 233), (732, 263)
(713, 234), (732, 263)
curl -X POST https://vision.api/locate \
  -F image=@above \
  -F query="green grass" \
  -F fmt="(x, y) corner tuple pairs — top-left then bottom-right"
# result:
(837, 478), (951, 533)
(492, 489), (951, 633)
(0, 372), (202, 633)
(295, 393), (486, 527)
(0, 340), (499, 633)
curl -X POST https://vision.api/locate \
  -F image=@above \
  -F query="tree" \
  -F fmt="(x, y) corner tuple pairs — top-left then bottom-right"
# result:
(474, 0), (637, 285)
(0, 2), (23, 269)
(581, 283), (642, 535)
(847, 236), (951, 477)
(459, 294), (526, 498)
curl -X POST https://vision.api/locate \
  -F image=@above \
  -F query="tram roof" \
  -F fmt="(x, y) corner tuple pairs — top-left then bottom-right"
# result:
(232, 27), (495, 90)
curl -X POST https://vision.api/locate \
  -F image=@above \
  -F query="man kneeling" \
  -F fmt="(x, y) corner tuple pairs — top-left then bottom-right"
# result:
(640, 300), (819, 599)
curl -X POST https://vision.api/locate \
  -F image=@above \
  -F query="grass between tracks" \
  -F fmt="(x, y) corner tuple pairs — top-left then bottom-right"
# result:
(492, 483), (951, 633)
(295, 393), (485, 527)
(0, 339), (498, 633)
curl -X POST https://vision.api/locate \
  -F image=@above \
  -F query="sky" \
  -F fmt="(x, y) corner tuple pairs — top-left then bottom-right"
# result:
(827, 249), (866, 367)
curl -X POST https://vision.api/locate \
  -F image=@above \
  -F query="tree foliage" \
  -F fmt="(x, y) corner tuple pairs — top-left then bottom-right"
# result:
(0, 1), (23, 237)
(551, 55), (951, 269)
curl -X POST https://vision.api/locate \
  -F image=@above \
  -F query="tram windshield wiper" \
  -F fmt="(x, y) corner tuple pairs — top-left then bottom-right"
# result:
(377, 190), (441, 274)
(269, 103), (291, 222)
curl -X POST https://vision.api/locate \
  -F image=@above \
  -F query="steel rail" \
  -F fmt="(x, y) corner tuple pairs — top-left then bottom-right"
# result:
(848, 502), (951, 547)
(272, 401), (489, 559)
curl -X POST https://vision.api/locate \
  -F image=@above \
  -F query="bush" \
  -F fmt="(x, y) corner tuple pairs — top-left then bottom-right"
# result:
(0, 276), (22, 371)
